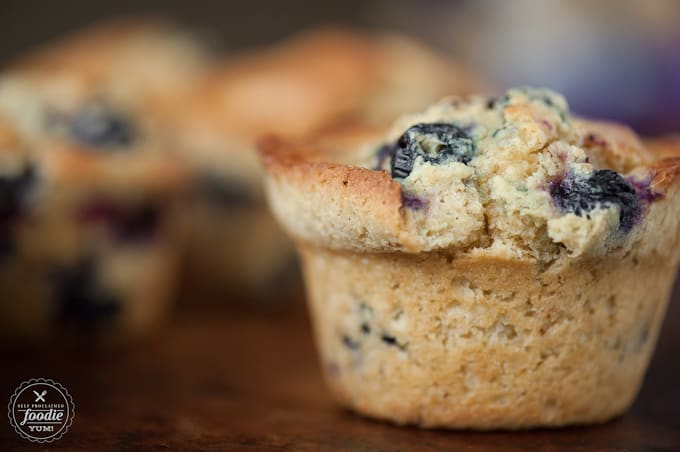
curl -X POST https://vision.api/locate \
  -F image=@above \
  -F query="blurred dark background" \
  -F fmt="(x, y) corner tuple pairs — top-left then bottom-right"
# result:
(2, 0), (678, 134)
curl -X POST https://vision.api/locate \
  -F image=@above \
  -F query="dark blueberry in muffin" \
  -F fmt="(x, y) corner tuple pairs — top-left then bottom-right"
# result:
(401, 191), (428, 210)
(550, 169), (641, 232)
(0, 164), (37, 223)
(53, 257), (121, 329)
(389, 123), (475, 179)
(342, 334), (360, 350)
(380, 333), (406, 350)
(70, 102), (136, 149)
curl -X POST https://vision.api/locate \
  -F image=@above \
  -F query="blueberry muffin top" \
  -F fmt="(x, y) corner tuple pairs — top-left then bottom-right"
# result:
(0, 19), (208, 146)
(261, 87), (680, 260)
(0, 20), (197, 194)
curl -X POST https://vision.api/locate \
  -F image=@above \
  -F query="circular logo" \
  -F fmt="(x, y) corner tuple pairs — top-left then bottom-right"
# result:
(7, 378), (75, 443)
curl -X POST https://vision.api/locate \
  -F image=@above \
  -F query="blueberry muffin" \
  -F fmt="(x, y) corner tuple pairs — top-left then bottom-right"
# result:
(168, 27), (484, 298)
(0, 18), (208, 144)
(260, 87), (680, 429)
(0, 111), (184, 344)
(0, 21), (198, 343)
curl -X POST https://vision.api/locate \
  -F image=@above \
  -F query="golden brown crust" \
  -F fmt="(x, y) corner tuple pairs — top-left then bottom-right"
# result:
(260, 108), (680, 256)
(645, 135), (680, 189)
(260, 137), (410, 250)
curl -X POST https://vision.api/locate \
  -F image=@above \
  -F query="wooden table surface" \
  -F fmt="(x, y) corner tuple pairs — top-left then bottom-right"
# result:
(2, 279), (680, 451)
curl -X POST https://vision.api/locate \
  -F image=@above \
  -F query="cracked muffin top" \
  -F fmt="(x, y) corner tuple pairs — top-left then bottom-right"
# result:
(260, 87), (680, 260)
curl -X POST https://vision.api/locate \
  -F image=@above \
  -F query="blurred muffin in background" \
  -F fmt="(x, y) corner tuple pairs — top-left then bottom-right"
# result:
(0, 20), (200, 344)
(0, 18), (210, 144)
(167, 27), (487, 300)
(0, 117), (183, 345)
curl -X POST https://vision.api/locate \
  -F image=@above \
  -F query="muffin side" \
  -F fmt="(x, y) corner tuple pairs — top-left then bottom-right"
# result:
(299, 178), (680, 428)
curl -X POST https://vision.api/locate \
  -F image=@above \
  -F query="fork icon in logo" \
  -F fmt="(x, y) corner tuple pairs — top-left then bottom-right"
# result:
(33, 390), (46, 402)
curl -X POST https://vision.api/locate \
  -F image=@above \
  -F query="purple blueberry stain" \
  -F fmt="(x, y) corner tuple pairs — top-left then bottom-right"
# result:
(550, 169), (641, 233)
(627, 175), (664, 204)
(401, 191), (428, 211)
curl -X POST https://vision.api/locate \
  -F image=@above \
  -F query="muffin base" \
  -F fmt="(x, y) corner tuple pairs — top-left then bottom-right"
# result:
(299, 244), (678, 429)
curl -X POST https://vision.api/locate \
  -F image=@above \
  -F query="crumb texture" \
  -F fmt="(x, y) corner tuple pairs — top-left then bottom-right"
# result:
(264, 88), (678, 260)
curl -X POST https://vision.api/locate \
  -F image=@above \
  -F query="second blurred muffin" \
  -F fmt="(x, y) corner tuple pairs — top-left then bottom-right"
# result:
(0, 19), (204, 343)
(167, 27), (487, 300)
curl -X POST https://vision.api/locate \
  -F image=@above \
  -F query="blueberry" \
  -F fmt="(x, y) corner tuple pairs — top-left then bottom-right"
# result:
(550, 169), (640, 232)
(52, 257), (121, 329)
(342, 335), (360, 350)
(0, 165), (36, 223)
(381, 334), (397, 345)
(70, 102), (136, 149)
(380, 333), (406, 350)
(388, 123), (474, 179)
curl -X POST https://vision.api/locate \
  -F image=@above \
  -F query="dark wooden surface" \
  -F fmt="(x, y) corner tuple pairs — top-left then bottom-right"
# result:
(2, 279), (680, 451)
